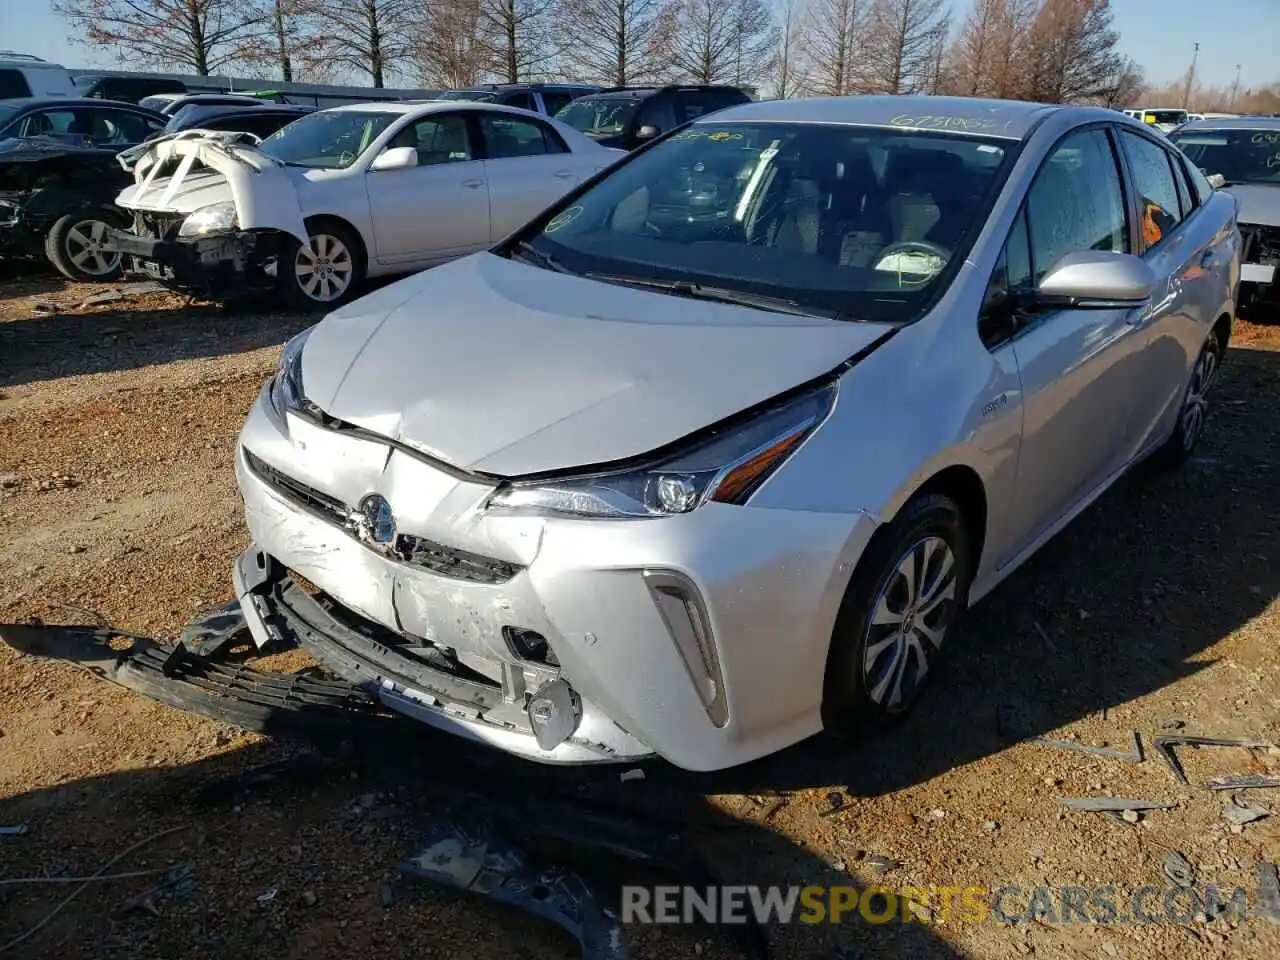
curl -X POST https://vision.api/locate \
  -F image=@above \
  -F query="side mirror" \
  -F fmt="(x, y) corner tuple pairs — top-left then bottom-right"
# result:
(1206, 172), (1226, 189)
(1035, 251), (1157, 308)
(635, 124), (660, 141)
(370, 146), (417, 172)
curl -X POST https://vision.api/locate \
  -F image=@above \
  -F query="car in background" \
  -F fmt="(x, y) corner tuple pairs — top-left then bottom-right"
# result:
(432, 83), (599, 117)
(0, 137), (134, 281)
(1136, 108), (1190, 133)
(159, 102), (314, 139)
(138, 92), (266, 115)
(78, 75), (187, 104)
(0, 52), (76, 99)
(221, 95), (1237, 771)
(0, 98), (165, 149)
(554, 85), (753, 151)
(106, 101), (621, 308)
(1171, 116), (1280, 310)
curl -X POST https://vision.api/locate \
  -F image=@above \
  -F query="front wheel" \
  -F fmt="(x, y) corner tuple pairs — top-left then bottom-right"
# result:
(822, 494), (973, 733)
(276, 220), (366, 311)
(44, 211), (127, 282)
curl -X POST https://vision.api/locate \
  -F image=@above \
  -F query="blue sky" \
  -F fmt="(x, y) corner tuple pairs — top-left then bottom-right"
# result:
(2, 0), (1277, 91)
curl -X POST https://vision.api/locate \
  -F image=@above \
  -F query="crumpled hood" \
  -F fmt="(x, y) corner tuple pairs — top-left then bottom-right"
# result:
(114, 132), (307, 242)
(1226, 183), (1280, 229)
(301, 253), (893, 476)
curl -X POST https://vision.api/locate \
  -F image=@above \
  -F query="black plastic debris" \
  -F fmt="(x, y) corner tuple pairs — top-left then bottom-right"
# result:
(397, 817), (630, 960)
(1162, 851), (1195, 888)
(1057, 797), (1175, 814)
(1152, 734), (1277, 788)
(1032, 731), (1143, 764)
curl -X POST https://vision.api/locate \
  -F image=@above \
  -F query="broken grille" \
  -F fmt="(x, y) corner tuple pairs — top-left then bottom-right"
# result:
(243, 449), (521, 585)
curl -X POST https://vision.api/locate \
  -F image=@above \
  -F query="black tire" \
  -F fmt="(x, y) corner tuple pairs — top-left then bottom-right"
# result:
(276, 218), (366, 312)
(44, 210), (128, 282)
(821, 493), (973, 734)
(1151, 328), (1224, 468)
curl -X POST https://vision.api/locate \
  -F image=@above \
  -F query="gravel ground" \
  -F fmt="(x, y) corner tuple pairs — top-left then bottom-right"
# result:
(1, 270), (1278, 960)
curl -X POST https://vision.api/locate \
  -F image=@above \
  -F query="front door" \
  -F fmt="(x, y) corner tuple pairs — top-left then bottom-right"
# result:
(365, 112), (491, 265)
(999, 126), (1150, 560)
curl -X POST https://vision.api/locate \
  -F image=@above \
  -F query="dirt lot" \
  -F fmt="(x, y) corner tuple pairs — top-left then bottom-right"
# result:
(1, 269), (1278, 960)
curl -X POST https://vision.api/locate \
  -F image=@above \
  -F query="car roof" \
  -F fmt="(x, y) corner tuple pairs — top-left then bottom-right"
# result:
(178, 102), (312, 116)
(698, 95), (1114, 140)
(322, 100), (559, 117)
(1173, 116), (1280, 132)
(2, 97), (161, 114)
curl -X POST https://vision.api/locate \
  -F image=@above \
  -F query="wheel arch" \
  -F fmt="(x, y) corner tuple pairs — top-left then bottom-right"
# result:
(301, 213), (368, 265)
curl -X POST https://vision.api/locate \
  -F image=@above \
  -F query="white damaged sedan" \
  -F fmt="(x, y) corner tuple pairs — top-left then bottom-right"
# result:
(105, 101), (620, 308)
(231, 95), (1237, 771)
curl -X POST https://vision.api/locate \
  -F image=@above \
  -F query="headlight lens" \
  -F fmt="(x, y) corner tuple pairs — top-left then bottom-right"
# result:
(268, 327), (314, 416)
(486, 382), (836, 519)
(178, 200), (238, 237)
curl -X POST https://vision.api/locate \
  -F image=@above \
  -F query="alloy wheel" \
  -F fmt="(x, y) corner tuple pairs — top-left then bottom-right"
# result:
(295, 232), (354, 303)
(862, 535), (959, 711)
(1180, 342), (1219, 452)
(65, 219), (122, 277)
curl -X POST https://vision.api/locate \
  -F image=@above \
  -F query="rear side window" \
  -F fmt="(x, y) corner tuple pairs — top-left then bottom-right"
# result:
(541, 91), (574, 115)
(503, 92), (535, 112)
(480, 115), (567, 157)
(0, 69), (33, 99)
(1172, 155), (1195, 216)
(1120, 130), (1183, 249)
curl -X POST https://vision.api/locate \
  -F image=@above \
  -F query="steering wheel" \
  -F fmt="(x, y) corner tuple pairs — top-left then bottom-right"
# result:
(871, 240), (952, 286)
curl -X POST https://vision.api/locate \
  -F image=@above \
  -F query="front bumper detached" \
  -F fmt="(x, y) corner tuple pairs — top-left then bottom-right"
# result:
(233, 544), (652, 764)
(105, 224), (280, 297)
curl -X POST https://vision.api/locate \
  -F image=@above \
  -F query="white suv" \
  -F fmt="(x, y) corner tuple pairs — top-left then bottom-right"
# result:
(0, 52), (76, 100)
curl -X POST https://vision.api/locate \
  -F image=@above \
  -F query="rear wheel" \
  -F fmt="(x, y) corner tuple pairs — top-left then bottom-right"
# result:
(1153, 328), (1223, 467)
(822, 494), (972, 733)
(44, 211), (126, 282)
(276, 219), (365, 311)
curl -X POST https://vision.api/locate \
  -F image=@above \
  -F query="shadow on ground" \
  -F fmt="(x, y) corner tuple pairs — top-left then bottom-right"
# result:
(0, 270), (404, 389)
(0, 736), (965, 960)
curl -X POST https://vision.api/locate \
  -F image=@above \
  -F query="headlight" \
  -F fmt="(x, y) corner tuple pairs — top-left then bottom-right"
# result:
(486, 382), (836, 519)
(178, 200), (238, 237)
(268, 327), (314, 416)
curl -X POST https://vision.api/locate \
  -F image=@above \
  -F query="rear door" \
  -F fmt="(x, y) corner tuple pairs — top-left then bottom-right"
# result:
(1114, 127), (1227, 452)
(364, 112), (491, 264)
(478, 112), (581, 238)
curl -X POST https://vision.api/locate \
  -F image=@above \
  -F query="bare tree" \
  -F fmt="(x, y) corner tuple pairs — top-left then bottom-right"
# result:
(417, 0), (492, 86)
(558, 0), (673, 85)
(947, 0), (1004, 96)
(308, 0), (418, 87)
(988, 0), (1036, 98)
(1020, 0), (1122, 103)
(479, 0), (561, 82)
(771, 0), (806, 97)
(53, 0), (265, 75)
(1098, 55), (1144, 108)
(666, 0), (775, 85)
(239, 0), (318, 80)
(799, 0), (869, 96)
(861, 0), (951, 95)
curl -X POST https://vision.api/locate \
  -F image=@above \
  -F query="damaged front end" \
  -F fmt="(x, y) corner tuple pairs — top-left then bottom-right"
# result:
(107, 131), (308, 298)
(0, 136), (130, 260)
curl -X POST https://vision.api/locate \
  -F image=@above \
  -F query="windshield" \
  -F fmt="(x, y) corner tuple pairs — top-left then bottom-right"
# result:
(1171, 128), (1280, 184)
(1143, 110), (1188, 126)
(520, 122), (1014, 322)
(555, 97), (640, 137)
(258, 110), (397, 168)
(435, 90), (496, 102)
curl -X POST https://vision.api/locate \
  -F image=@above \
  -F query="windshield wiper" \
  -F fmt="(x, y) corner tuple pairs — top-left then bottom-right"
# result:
(584, 272), (836, 318)
(513, 240), (574, 274)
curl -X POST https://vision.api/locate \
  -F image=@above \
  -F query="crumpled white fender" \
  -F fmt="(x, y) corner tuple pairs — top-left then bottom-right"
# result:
(115, 130), (309, 244)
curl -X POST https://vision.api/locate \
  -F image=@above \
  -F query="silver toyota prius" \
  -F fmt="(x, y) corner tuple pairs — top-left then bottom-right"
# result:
(231, 95), (1240, 771)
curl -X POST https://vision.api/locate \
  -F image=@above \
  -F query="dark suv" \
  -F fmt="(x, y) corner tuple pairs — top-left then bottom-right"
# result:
(432, 83), (600, 117)
(553, 85), (754, 151)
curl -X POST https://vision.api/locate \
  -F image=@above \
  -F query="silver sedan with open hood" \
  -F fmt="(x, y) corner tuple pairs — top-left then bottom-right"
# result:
(232, 96), (1239, 771)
